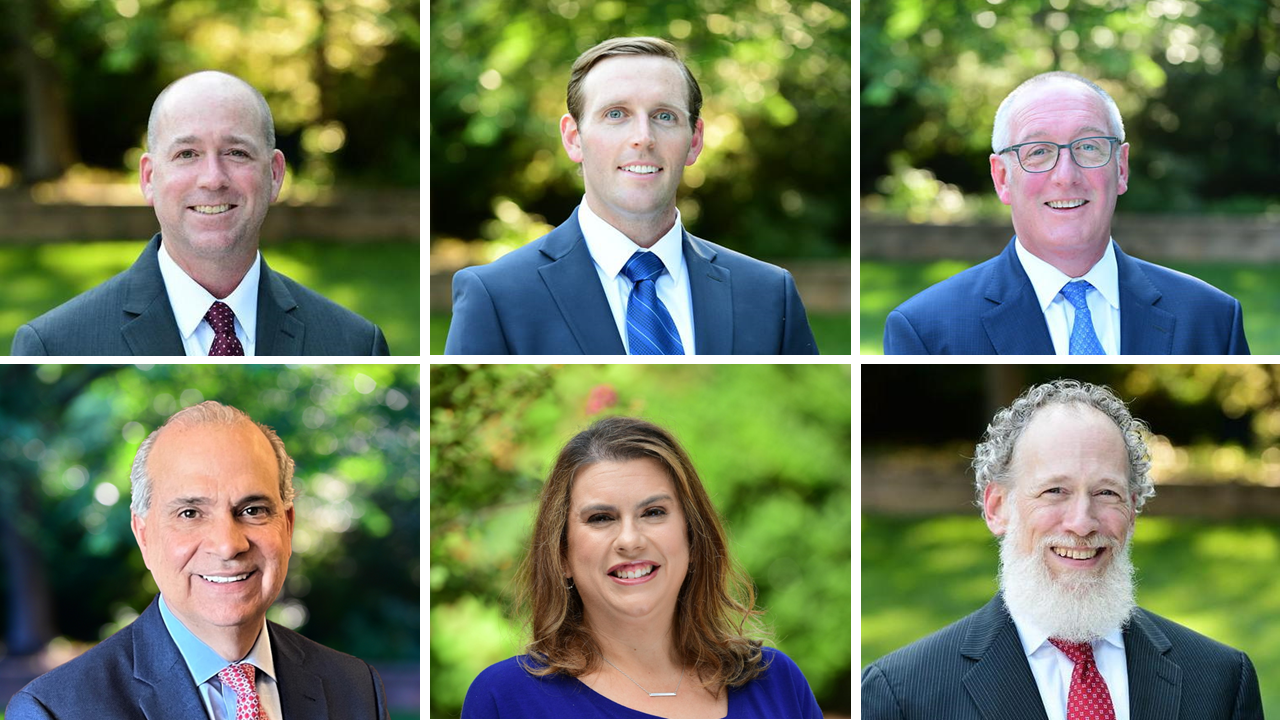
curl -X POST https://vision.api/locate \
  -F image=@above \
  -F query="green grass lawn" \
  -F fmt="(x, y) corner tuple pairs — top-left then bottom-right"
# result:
(430, 311), (852, 355)
(862, 513), (1280, 715)
(0, 241), (420, 355)
(861, 259), (1280, 354)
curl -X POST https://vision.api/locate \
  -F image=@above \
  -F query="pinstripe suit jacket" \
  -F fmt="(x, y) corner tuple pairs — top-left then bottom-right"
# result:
(861, 595), (1263, 720)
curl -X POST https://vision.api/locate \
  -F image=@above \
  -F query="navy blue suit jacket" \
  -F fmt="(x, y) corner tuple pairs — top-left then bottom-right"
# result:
(11, 234), (390, 356)
(884, 239), (1249, 355)
(444, 209), (818, 354)
(861, 595), (1263, 720)
(6, 596), (389, 720)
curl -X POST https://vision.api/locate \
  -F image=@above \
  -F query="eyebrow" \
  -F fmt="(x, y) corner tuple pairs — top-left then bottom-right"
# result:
(167, 493), (276, 508)
(167, 134), (258, 151)
(579, 493), (675, 515)
(1016, 126), (1109, 143)
(596, 100), (685, 114)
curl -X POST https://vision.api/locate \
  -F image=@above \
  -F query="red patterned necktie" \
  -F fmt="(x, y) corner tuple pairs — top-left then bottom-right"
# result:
(1048, 638), (1116, 720)
(205, 301), (245, 356)
(217, 662), (267, 720)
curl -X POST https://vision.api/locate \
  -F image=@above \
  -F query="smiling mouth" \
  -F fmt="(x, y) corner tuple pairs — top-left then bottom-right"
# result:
(609, 564), (657, 579)
(199, 571), (255, 584)
(190, 204), (236, 215)
(619, 165), (662, 175)
(1051, 546), (1103, 561)
(1045, 199), (1088, 210)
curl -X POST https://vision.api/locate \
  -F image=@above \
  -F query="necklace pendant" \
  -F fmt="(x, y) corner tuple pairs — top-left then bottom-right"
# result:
(648, 692), (677, 697)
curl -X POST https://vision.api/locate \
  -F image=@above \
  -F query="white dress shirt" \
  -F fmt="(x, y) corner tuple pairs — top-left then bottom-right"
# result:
(577, 197), (696, 355)
(1010, 612), (1130, 720)
(157, 240), (260, 356)
(159, 595), (284, 720)
(1015, 238), (1121, 355)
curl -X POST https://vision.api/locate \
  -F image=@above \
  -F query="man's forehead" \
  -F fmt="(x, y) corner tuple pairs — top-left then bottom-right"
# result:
(581, 55), (688, 108)
(1008, 82), (1108, 137)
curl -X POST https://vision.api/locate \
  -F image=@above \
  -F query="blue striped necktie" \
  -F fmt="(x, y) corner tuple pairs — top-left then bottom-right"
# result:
(1060, 280), (1104, 355)
(621, 251), (684, 355)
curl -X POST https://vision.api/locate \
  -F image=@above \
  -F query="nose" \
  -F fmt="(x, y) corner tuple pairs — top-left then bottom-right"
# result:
(629, 116), (654, 149)
(196, 153), (230, 190)
(615, 516), (645, 552)
(207, 513), (251, 559)
(1047, 146), (1085, 183)
(1060, 495), (1100, 537)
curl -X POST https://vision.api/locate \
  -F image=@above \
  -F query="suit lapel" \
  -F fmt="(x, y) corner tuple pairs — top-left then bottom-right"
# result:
(979, 240), (1055, 354)
(960, 596), (1051, 720)
(255, 258), (305, 355)
(684, 233), (732, 355)
(537, 209), (626, 354)
(132, 597), (209, 720)
(120, 235), (186, 355)
(271, 623), (330, 720)
(1115, 244), (1176, 354)
(1123, 610), (1181, 720)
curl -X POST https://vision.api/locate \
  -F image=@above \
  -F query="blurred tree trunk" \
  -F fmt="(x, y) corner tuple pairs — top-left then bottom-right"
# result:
(6, 0), (79, 183)
(0, 481), (55, 655)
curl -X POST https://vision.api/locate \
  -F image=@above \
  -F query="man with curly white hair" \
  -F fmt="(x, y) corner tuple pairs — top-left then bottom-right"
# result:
(863, 379), (1262, 720)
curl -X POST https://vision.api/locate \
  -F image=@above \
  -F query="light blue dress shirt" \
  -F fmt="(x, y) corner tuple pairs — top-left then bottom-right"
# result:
(158, 595), (284, 720)
(156, 240), (260, 356)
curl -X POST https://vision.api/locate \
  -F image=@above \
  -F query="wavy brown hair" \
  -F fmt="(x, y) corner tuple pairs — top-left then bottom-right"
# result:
(514, 416), (769, 695)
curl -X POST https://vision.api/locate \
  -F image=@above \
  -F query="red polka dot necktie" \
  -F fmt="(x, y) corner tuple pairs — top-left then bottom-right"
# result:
(205, 301), (245, 356)
(217, 662), (267, 720)
(1049, 638), (1116, 720)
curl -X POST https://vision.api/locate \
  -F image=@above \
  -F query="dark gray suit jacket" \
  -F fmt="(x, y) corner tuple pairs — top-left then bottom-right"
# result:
(861, 595), (1263, 720)
(6, 595), (389, 719)
(444, 209), (818, 354)
(10, 234), (390, 356)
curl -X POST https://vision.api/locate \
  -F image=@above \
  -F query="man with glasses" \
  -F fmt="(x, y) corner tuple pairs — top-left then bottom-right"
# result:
(883, 72), (1249, 355)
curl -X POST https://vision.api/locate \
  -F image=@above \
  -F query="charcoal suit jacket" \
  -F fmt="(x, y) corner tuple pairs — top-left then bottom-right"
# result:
(861, 594), (1263, 720)
(11, 234), (390, 356)
(444, 209), (818, 355)
(883, 238), (1249, 355)
(6, 595), (389, 719)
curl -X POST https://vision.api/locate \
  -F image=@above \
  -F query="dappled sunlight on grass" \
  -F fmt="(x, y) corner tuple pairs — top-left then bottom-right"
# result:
(864, 514), (1280, 715)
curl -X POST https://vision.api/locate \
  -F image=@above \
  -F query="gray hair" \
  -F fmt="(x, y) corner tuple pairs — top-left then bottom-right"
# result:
(146, 71), (276, 153)
(992, 71), (1126, 154)
(972, 379), (1154, 514)
(130, 400), (296, 517)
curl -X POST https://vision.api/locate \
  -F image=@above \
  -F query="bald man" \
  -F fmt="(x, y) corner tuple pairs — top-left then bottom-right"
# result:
(11, 71), (390, 356)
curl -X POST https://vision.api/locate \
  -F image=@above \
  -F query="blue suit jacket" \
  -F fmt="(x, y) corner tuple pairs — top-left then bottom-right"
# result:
(444, 209), (818, 354)
(861, 595), (1263, 720)
(883, 239), (1249, 355)
(10, 234), (390, 356)
(6, 596), (389, 720)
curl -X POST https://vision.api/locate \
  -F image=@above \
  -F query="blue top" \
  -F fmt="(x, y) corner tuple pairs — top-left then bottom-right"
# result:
(461, 646), (823, 718)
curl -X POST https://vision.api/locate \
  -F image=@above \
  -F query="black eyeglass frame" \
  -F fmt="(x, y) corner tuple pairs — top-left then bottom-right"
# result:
(996, 135), (1121, 173)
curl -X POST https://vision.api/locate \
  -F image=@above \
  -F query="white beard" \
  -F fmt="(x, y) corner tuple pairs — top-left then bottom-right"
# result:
(997, 510), (1137, 642)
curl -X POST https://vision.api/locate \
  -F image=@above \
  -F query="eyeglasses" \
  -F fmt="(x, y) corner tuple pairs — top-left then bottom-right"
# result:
(997, 136), (1120, 173)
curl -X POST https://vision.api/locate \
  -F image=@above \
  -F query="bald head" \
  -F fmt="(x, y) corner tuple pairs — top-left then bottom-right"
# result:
(147, 71), (275, 154)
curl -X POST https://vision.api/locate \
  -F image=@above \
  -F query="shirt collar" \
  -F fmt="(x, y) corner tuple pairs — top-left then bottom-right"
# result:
(578, 196), (686, 285)
(158, 594), (276, 684)
(157, 238), (261, 343)
(1009, 606), (1125, 659)
(1014, 237), (1120, 313)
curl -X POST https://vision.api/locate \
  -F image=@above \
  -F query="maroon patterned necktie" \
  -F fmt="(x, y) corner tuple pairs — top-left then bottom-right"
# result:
(1048, 638), (1116, 720)
(217, 662), (267, 719)
(205, 301), (245, 356)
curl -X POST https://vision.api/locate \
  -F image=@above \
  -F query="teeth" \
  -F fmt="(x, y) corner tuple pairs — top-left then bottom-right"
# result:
(201, 573), (250, 583)
(612, 565), (654, 579)
(1046, 199), (1086, 209)
(192, 204), (231, 214)
(1052, 547), (1100, 560)
(622, 165), (660, 174)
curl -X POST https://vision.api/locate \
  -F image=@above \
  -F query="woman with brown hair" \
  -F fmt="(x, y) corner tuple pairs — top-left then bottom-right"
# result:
(462, 416), (822, 718)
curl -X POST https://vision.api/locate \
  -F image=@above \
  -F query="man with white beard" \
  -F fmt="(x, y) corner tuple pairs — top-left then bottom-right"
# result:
(861, 379), (1263, 720)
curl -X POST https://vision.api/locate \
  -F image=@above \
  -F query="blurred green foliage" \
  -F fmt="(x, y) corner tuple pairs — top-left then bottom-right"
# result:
(0, 364), (420, 662)
(0, 241), (420, 356)
(429, 364), (851, 718)
(862, 514), (1280, 715)
(0, 0), (419, 187)
(861, 0), (1280, 220)
(429, 0), (851, 260)
(860, 259), (1280, 354)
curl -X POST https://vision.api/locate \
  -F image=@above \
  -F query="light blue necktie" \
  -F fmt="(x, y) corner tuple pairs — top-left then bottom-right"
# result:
(621, 251), (684, 355)
(1060, 280), (1105, 355)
